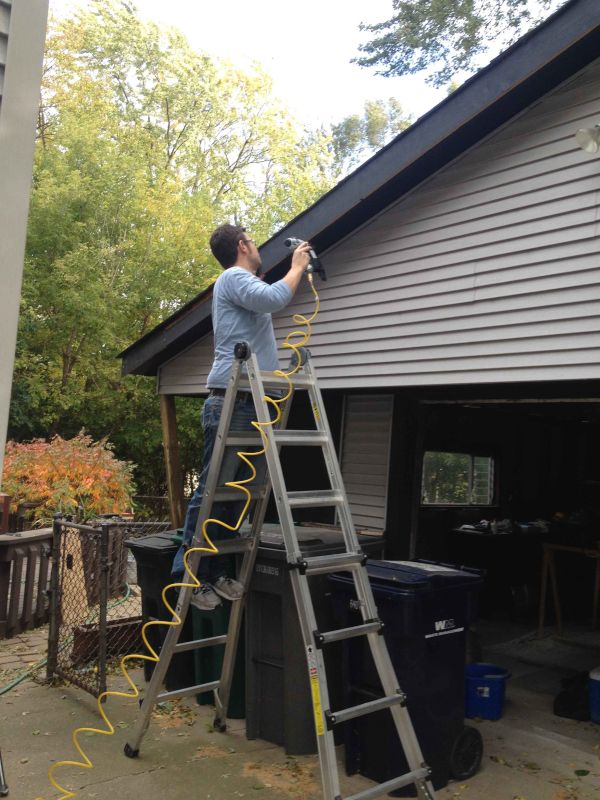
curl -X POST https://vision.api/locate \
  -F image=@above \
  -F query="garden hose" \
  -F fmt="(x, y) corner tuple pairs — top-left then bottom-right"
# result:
(36, 272), (320, 800)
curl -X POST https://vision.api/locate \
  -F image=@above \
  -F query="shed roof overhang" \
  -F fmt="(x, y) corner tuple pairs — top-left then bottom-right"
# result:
(120, 0), (600, 378)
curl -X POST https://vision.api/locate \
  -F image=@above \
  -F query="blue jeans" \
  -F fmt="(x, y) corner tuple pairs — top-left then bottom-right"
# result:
(171, 393), (267, 581)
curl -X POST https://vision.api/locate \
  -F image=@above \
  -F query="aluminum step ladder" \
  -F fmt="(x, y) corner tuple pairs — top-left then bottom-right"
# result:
(124, 343), (436, 800)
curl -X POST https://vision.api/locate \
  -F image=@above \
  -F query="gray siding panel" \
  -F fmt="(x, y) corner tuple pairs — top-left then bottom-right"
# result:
(0, 1), (10, 100)
(158, 57), (600, 395)
(340, 395), (393, 531)
(158, 335), (214, 395)
(272, 56), (600, 389)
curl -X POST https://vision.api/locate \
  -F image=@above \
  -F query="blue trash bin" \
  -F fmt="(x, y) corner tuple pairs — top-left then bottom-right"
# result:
(465, 663), (511, 720)
(330, 559), (483, 795)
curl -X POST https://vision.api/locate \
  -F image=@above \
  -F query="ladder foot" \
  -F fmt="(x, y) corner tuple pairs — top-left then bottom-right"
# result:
(213, 717), (227, 733)
(124, 743), (139, 759)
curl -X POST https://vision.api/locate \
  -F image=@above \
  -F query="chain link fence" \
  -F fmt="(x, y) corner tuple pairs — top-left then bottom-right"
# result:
(46, 516), (172, 697)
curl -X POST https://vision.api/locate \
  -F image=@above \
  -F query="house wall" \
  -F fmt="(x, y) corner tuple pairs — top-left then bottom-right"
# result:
(0, 0), (49, 478)
(0, 1), (10, 105)
(282, 56), (600, 389)
(339, 394), (393, 530)
(158, 56), (600, 395)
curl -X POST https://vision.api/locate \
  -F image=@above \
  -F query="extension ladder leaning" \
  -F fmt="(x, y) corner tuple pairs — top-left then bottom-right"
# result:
(124, 343), (436, 800)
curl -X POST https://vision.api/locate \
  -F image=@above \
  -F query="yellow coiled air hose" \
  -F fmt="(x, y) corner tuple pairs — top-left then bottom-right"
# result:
(36, 273), (320, 800)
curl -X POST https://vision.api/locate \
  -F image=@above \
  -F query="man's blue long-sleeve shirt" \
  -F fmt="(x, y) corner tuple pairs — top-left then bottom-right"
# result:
(207, 266), (293, 388)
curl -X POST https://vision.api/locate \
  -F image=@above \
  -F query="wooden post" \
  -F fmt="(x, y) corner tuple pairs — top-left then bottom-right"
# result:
(159, 394), (185, 529)
(0, 494), (9, 533)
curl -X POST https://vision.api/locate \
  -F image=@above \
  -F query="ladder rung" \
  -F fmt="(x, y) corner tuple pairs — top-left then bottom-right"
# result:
(287, 489), (343, 508)
(239, 374), (314, 391)
(273, 430), (329, 446)
(326, 693), (405, 727)
(296, 552), (365, 575)
(224, 430), (329, 447)
(343, 768), (431, 800)
(187, 538), (255, 556)
(174, 634), (228, 653)
(316, 620), (382, 645)
(225, 432), (262, 446)
(213, 487), (265, 502)
(156, 680), (220, 703)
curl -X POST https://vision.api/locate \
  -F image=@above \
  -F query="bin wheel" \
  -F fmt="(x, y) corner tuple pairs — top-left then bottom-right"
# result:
(213, 717), (227, 733)
(449, 725), (483, 780)
(124, 743), (139, 759)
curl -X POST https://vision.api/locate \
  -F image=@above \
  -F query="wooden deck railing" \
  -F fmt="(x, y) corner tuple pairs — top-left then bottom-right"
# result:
(0, 528), (53, 639)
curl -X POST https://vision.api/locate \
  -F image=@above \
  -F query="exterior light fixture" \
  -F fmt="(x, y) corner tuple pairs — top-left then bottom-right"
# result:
(575, 125), (600, 154)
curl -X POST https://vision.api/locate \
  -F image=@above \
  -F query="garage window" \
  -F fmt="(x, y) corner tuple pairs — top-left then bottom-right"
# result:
(421, 451), (494, 505)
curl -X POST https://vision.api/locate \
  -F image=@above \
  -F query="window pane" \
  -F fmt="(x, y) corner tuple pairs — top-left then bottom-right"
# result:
(472, 456), (493, 504)
(421, 451), (494, 505)
(421, 451), (470, 504)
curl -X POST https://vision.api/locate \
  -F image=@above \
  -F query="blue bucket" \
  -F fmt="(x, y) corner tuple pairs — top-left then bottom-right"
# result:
(465, 663), (511, 721)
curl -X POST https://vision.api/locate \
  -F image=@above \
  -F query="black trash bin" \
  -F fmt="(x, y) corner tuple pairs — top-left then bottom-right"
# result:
(127, 531), (247, 715)
(125, 531), (194, 692)
(245, 525), (385, 755)
(330, 560), (483, 796)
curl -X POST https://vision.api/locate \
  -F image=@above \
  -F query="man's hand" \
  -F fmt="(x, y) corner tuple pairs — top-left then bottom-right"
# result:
(291, 241), (311, 273)
(283, 241), (312, 294)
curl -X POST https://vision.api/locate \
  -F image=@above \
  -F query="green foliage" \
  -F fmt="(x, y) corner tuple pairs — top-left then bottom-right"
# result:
(10, 0), (337, 494)
(2, 433), (135, 525)
(354, 0), (566, 87)
(331, 98), (413, 174)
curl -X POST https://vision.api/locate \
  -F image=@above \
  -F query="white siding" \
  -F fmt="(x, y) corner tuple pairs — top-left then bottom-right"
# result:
(158, 57), (600, 395)
(273, 58), (600, 388)
(339, 394), (393, 531)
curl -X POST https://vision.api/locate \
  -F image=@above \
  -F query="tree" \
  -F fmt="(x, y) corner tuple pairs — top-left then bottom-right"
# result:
(354, 0), (567, 87)
(331, 98), (413, 174)
(9, 0), (335, 497)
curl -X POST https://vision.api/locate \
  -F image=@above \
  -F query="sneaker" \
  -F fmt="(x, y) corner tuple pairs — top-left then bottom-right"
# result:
(213, 575), (245, 601)
(190, 584), (222, 612)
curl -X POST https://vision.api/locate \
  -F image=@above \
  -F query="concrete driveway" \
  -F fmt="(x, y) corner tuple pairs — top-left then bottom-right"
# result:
(0, 628), (598, 800)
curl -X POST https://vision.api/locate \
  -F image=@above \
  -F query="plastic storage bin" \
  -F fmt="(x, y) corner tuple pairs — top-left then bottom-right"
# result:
(125, 532), (194, 691)
(590, 667), (600, 723)
(465, 663), (511, 721)
(245, 525), (384, 755)
(193, 602), (245, 719)
(330, 559), (483, 795)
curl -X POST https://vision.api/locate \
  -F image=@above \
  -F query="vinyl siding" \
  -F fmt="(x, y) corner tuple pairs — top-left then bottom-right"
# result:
(0, 1), (11, 104)
(339, 394), (393, 531)
(158, 56), (600, 395)
(158, 334), (214, 395)
(274, 57), (600, 389)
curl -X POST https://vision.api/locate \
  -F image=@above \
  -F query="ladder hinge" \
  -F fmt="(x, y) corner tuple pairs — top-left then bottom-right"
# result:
(288, 558), (308, 574)
(313, 630), (325, 649)
(324, 709), (336, 731)
(361, 552), (368, 566)
(365, 617), (385, 634)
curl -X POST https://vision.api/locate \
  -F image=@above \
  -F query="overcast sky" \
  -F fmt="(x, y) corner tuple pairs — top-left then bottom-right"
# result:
(48, 0), (445, 127)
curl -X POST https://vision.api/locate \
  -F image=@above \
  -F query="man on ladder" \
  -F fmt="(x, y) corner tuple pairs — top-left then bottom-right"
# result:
(171, 224), (311, 609)
(127, 225), (436, 800)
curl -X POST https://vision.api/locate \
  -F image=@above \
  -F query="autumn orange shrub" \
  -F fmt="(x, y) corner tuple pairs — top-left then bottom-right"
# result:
(2, 433), (135, 525)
